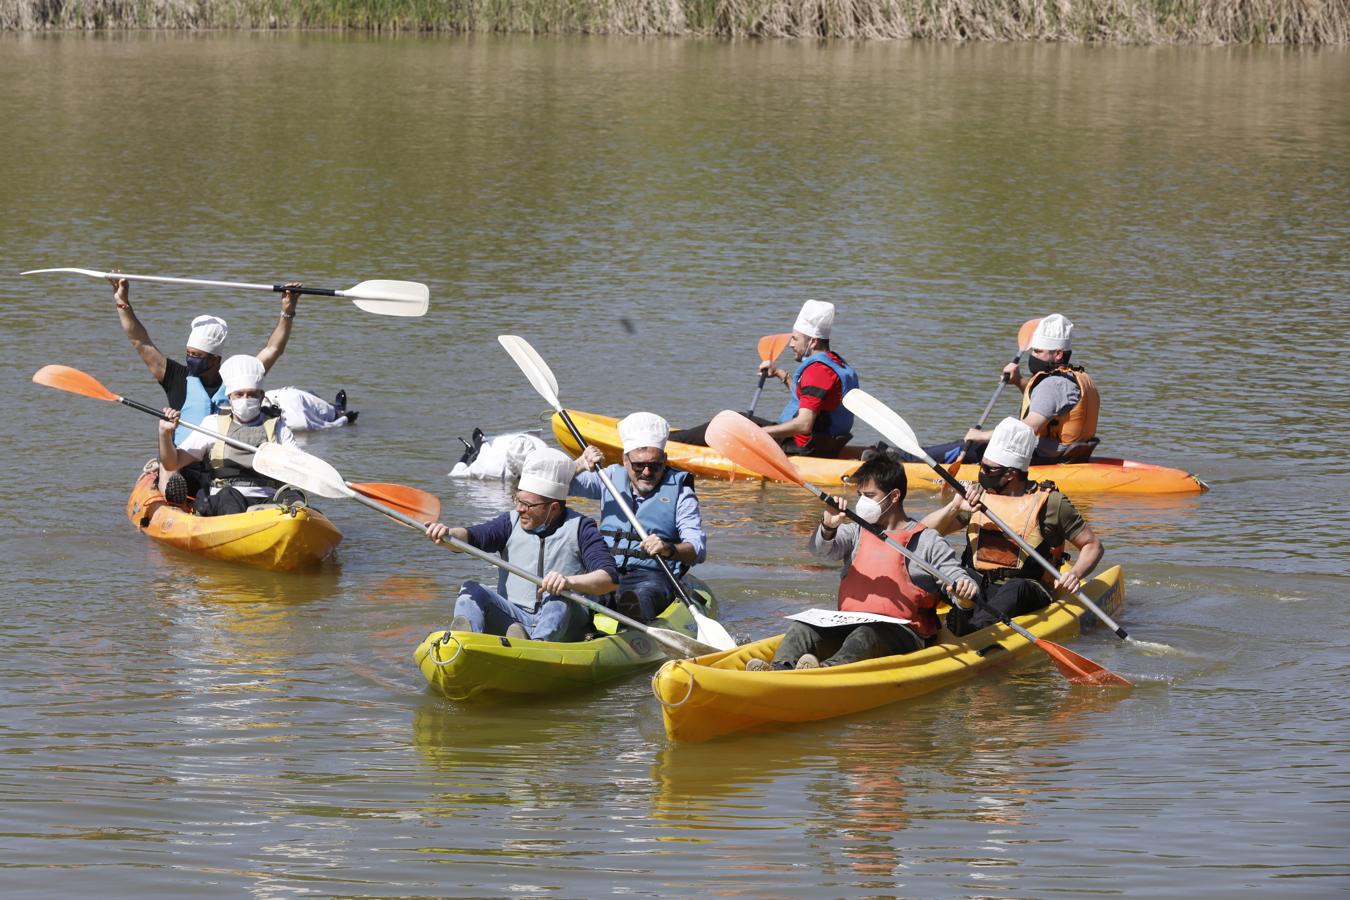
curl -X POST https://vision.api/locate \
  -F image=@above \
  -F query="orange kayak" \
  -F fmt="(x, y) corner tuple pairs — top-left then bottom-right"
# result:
(125, 470), (342, 571)
(552, 411), (1207, 495)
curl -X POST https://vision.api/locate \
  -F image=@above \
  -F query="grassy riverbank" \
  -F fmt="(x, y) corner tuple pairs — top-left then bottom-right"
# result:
(2, 0), (1345, 41)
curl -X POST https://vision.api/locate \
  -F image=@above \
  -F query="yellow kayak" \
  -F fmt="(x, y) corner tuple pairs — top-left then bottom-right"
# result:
(414, 582), (720, 701)
(553, 411), (1206, 495)
(125, 470), (342, 571)
(651, 565), (1125, 743)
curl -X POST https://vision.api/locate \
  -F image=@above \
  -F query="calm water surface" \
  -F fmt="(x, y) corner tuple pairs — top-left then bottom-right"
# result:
(1, 33), (1347, 898)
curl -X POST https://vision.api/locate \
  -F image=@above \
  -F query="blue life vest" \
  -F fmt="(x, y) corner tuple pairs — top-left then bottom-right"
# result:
(778, 351), (860, 439)
(177, 375), (227, 445)
(598, 467), (691, 576)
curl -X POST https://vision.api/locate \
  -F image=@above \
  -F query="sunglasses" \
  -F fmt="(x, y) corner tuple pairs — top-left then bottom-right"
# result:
(628, 458), (666, 474)
(979, 464), (1013, 478)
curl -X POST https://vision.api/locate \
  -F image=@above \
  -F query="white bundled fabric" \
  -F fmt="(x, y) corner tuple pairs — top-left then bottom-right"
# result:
(265, 387), (353, 431)
(449, 430), (548, 480)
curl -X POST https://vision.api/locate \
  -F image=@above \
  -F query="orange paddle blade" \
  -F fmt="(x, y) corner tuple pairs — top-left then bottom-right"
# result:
(757, 333), (792, 363)
(33, 365), (121, 402)
(1017, 318), (1041, 353)
(1038, 639), (1132, 687)
(705, 410), (804, 485)
(351, 482), (441, 524)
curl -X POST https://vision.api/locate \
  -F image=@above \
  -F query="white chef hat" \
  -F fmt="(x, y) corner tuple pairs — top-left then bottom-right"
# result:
(219, 355), (266, 395)
(516, 448), (575, 501)
(1029, 313), (1073, 351)
(983, 417), (1037, 471)
(618, 412), (670, 454)
(793, 299), (835, 340)
(186, 315), (228, 354)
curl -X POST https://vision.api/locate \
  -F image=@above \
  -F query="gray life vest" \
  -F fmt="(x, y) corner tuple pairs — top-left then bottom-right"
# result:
(496, 509), (587, 612)
(207, 412), (283, 490)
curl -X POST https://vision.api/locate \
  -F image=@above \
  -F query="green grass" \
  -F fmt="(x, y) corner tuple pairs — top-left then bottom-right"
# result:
(2, 0), (1345, 41)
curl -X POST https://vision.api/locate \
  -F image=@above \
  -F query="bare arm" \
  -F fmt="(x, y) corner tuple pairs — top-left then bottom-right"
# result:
(761, 407), (815, 439)
(540, 568), (618, 597)
(1057, 523), (1103, 595)
(156, 409), (198, 471)
(110, 277), (168, 382)
(256, 283), (300, 372)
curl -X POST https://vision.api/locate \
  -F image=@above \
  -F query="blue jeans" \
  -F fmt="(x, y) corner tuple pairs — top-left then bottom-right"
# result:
(453, 580), (588, 642)
(616, 567), (678, 621)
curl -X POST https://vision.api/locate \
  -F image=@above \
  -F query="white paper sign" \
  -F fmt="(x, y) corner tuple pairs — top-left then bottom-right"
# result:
(786, 608), (911, 628)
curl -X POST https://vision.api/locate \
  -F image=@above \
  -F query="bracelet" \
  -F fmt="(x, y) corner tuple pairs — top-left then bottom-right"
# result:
(116, 302), (131, 310)
(280, 311), (295, 319)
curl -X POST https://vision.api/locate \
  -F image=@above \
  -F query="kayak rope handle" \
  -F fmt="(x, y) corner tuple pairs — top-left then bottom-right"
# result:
(651, 662), (696, 709)
(429, 632), (463, 667)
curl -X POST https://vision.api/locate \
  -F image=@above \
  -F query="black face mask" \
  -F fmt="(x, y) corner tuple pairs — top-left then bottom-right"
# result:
(979, 468), (1012, 492)
(186, 355), (211, 377)
(1027, 354), (1056, 376)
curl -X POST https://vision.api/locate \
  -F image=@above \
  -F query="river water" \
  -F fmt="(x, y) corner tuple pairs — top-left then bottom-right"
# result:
(1, 33), (1347, 898)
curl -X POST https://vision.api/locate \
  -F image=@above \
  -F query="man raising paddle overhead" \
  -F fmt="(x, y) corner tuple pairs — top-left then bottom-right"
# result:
(921, 417), (1104, 637)
(671, 300), (860, 458)
(746, 452), (977, 671)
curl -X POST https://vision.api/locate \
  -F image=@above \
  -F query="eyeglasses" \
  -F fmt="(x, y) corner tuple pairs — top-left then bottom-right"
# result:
(514, 495), (552, 511)
(628, 458), (666, 474)
(979, 464), (1013, 478)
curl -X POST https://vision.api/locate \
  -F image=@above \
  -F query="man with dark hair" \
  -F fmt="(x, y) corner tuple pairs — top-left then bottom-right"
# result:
(747, 452), (977, 671)
(671, 299), (860, 457)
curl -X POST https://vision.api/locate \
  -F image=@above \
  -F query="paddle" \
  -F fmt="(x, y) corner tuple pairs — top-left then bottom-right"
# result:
(21, 267), (429, 318)
(704, 409), (1128, 687)
(841, 387), (1132, 646)
(31, 364), (440, 522)
(947, 318), (1042, 476)
(245, 443), (718, 659)
(496, 335), (737, 652)
(747, 333), (792, 417)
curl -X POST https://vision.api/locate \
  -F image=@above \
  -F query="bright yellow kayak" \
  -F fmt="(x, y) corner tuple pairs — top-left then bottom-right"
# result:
(414, 582), (720, 701)
(651, 565), (1125, 743)
(553, 411), (1206, 495)
(125, 470), (342, 571)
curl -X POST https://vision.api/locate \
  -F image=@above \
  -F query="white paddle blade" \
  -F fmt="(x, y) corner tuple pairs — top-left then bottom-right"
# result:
(342, 280), (429, 317)
(252, 444), (355, 500)
(842, 389), (934, 465)
(21, 267), (111, 278)
(497, 335), (563, 411)
(692, 609), (737, 651)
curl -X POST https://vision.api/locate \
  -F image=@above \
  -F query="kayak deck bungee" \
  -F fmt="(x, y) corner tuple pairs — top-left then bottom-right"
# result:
(125, 469), (342, 571)
(650, 565), (1125, 743)
(414, 581), (720, 701)
(552, 410), (1207, 495)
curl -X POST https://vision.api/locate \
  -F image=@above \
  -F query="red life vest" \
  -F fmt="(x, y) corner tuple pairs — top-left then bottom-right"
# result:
(838, 521), (941, 637)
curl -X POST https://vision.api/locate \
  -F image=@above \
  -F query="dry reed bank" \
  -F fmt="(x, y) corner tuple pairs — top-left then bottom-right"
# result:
(2, 0), (1345, 41)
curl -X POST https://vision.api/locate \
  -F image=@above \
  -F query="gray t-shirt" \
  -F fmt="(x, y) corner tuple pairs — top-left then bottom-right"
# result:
(1026, 374), (1081, 458)
(809, 521), (968, 597)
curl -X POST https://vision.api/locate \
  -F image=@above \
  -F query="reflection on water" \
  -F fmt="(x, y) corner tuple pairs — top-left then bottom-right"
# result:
(0, 31), (1346, 900)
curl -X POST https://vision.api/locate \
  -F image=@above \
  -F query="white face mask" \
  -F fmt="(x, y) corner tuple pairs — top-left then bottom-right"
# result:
(231, 395), (262, 421)
(853, 492), (893, 525)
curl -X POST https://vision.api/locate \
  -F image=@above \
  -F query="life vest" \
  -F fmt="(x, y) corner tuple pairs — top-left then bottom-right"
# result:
(1021, 365), (1099, 446)
(778, 351), (860, 440)
(597, 467), (692, 577)
(207, 412), (282, 489)
(965, 484), (1063, 587)
(496, 509), (588, 612)
(177, 375), (227, 445)
(837, 521), (941, 637)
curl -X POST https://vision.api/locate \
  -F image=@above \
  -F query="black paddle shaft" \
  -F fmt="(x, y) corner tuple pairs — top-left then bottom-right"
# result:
(272, 284), (338, 297)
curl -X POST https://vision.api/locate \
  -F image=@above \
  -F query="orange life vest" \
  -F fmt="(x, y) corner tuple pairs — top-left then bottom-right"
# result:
(965, 486), (1062, 587)
(838, 521), (941, 637)
(1020, 365), (1099, 445)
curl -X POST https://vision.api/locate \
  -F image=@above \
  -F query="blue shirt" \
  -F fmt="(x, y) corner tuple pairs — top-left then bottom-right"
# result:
(569, 465), (707, 565)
